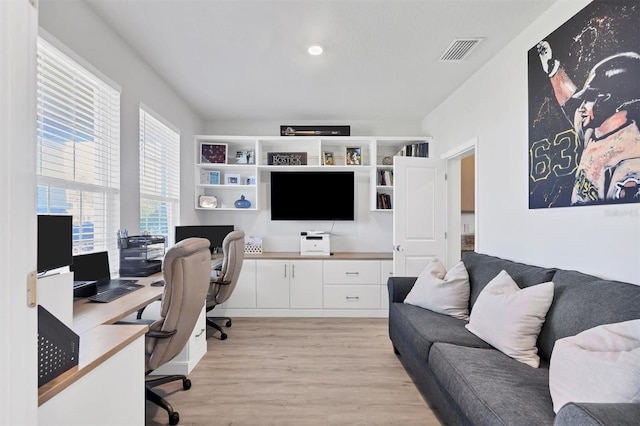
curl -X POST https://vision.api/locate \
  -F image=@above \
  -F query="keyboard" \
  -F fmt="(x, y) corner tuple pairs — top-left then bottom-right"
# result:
(87, 283), (144, 303)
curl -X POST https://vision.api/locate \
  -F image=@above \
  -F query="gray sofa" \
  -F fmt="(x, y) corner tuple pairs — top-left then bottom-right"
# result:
(387, 251), (640, 425)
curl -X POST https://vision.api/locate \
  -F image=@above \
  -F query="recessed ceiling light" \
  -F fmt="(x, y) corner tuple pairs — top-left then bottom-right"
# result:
(308, 44), (323, 56)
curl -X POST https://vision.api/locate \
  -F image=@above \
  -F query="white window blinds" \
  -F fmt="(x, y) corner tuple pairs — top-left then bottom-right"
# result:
(139, 106), (180, 244)
(36, 37), (121, 265)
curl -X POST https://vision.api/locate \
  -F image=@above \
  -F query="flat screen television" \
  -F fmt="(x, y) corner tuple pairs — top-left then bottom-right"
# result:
(37, 215), (73, 274)
(175, 225), (235, 254)
(271, 171), (355, 221)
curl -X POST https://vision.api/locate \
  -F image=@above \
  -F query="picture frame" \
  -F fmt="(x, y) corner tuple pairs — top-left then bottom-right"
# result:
(199, 170), (220, 185)
(245, 175), (257, 185)
(322, 151), (334, 166)
(225, 173), (241, 185)
(235, 150), (255, 164)
(200, 143), (227, 164)
(345, 147), (362, 166)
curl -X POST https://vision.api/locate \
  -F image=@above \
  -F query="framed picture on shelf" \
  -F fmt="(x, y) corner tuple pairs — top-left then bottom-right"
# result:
(345, 147), (362, 165)
(245, 175), (257, 185)
(201, 143), (227, 164)
(199, 170), (220, 185)
(322, 151), (334, 166)
(225, 173), (241, 185)
(235, 150), (255, 164)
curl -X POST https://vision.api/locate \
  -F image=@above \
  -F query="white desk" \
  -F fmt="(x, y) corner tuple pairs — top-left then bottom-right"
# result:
(38, 274), (164, 425)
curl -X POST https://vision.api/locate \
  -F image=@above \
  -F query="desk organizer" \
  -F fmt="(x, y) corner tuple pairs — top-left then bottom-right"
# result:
(244, 235), (263, 254)
(38, 305), (79, 387)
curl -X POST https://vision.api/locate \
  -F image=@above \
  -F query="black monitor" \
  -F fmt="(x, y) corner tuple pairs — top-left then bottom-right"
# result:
(37, 215), (73, 274)
(174, 225), (235, 254)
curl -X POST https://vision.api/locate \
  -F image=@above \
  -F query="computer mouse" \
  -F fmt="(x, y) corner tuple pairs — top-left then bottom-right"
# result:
(151, 279), (165, 287)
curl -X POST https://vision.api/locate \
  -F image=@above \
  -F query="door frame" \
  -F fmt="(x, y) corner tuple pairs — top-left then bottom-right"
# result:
(441, 137), (477, 268)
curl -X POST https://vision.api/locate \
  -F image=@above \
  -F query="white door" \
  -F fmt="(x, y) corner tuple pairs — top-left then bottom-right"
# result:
(393, 156), (446, 276)
(256, 260), (290, 308)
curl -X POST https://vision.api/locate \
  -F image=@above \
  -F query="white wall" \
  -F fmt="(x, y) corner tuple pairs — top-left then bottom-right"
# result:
(423, 0), (640, 285)
(38, 0), (205, 233)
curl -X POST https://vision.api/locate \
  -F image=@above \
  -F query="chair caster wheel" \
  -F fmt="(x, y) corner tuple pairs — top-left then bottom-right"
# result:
(169, 411), (180, 425)
(220, 332), (228, 340)
(182, 378), (191, 390)
(225, 319), (232, 327)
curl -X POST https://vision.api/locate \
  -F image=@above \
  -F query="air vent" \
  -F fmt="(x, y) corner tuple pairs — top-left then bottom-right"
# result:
(439, 38), (483, 62)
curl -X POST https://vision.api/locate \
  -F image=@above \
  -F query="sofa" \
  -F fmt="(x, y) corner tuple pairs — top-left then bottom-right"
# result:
(387, 251), (640, 426)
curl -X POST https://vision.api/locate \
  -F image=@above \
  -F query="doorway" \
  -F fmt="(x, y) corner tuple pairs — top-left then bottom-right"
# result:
(442, 138), (477, 267)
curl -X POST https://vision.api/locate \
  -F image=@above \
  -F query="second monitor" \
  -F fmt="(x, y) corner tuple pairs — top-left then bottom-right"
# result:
(175, 225), (234, 254)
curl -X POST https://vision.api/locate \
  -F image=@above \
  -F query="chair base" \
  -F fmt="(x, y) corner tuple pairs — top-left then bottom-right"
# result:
(206, 316), (232, 340)
(146, 374), (191, 426)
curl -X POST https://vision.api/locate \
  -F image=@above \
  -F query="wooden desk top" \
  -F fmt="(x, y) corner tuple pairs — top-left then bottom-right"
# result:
(72, 273), (164, 335)
(244, 251), (393, 260)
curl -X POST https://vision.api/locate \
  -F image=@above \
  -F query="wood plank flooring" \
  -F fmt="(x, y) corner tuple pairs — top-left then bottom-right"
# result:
(145, 317), (441, 426)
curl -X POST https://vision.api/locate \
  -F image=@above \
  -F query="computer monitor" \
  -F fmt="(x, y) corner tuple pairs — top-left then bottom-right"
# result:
(174, 225), (234, 254)
(37, 214), (73, 274)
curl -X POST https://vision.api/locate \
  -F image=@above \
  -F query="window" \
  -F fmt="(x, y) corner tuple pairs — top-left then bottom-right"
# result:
(139, 106), (180, 244)
(36, 37), (121, 267)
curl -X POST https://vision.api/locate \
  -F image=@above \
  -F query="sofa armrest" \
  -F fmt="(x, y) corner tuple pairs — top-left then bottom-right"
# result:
(387, 276), (417, 303)
(554, 402), (640, 426)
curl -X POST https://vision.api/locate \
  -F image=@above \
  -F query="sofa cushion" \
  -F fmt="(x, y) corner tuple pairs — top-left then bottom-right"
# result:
(465, 270), (554, 368)
(461, 252), (556, 308)
(429, 343), (555, 425)
(549, 319), (640, 413)
(404, 258), (470, 320)
(389, 302), (492, 359)
(537, 269), (640, 362)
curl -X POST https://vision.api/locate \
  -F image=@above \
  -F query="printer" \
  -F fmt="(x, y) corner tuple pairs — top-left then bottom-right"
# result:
(300, 231), (330, 256)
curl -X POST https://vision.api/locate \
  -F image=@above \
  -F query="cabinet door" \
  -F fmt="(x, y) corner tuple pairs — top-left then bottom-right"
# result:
(224, 259), (256, 308)
(290, 260), (323, 309)
(380, 260), (393, 309)
(256, 260), (290, 308)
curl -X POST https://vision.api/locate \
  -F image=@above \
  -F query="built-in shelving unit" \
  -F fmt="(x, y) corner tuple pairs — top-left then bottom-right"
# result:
(194, 135), (432, 213)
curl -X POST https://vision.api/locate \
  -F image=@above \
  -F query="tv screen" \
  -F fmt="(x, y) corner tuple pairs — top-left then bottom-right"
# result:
(175, 225), (235, 254)
(37, 215), (73, 273)
(271, 171), (355, 221)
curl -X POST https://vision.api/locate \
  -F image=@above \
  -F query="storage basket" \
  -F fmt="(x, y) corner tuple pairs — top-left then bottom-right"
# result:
(244, 242), (263, 254)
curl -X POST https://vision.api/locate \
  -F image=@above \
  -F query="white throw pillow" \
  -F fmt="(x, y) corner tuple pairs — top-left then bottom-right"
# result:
(465, 270), (554, 368)
(549, 319), (640, 413)
(404, 258), (470, 320)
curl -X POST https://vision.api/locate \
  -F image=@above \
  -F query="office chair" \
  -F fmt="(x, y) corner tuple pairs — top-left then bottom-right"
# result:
(145, 237), (211, 426)
(206, 230), (245, 340)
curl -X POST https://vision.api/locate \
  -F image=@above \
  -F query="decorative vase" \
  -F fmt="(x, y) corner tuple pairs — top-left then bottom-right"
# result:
(234, 195), (251, 209)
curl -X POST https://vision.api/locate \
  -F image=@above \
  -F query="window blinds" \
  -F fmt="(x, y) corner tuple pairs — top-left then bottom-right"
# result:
(36, 37), (121, 265)
(139, 107), (180, 244)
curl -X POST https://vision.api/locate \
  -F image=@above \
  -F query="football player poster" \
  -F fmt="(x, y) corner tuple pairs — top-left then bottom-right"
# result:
(528, 0), (639, 208)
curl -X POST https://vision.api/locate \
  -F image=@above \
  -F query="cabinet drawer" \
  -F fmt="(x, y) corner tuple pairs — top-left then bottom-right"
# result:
(323, 261), (380, 284)
(324, 285), (380, 309)
(190, 306), (207, 355)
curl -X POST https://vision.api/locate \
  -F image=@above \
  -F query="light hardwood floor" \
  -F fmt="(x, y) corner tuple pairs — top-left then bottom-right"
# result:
(146, 317), (441, 426)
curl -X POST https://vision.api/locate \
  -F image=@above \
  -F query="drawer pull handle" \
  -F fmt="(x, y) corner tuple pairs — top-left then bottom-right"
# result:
(195, 328), (206, 338)
(345, 296), (360, 301)
(345, 272), (360, 276)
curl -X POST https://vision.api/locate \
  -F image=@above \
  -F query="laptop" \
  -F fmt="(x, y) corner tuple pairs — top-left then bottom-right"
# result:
(72, 251), (137, 291)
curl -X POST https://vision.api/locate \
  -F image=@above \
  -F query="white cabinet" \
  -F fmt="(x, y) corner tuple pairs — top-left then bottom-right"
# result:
(323, 260), (382, 309)
(147, 304), (207, 376)
(256, 260), (322, 309)
(223, 259), (256, 308)
(380, 260), (393, 309)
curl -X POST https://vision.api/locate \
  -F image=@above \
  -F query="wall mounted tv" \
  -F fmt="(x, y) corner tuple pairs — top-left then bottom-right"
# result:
(270, 171), (355, 221)
(37, 214), (73, 274)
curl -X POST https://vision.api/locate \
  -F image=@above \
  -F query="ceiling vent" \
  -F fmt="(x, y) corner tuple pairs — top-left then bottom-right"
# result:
(439, 38), (483, 62)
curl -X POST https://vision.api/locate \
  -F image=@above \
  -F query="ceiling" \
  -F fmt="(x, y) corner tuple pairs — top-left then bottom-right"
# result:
(84, 0), (555, 122)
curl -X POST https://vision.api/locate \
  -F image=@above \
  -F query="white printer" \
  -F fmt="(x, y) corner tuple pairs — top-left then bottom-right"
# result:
(300, 231), (330, 256)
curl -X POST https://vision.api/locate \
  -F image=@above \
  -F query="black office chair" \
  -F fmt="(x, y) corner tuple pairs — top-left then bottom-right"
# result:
(144, 237), (211, 425)
(206, 230), (245, 340)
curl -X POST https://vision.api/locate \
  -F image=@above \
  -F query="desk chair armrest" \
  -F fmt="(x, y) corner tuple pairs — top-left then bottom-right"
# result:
(210, 279), (232, 286)
(146, 329), (177, 339)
